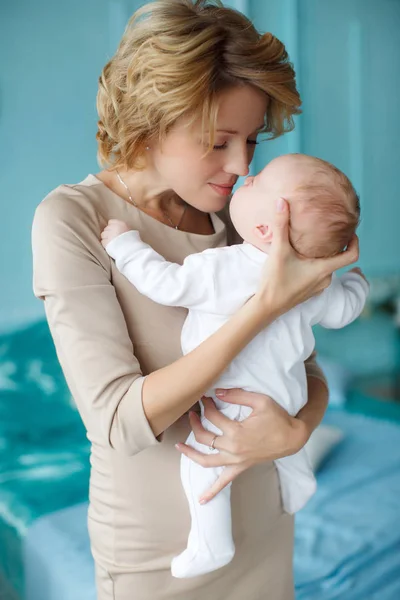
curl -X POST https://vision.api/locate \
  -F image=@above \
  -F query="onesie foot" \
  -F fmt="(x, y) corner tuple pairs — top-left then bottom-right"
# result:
(171, 546), (235, 578)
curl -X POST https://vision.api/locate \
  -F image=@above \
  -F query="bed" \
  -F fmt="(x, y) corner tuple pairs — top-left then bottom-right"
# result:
(295, 409), (400, 599)
(1, 320), (400, 599)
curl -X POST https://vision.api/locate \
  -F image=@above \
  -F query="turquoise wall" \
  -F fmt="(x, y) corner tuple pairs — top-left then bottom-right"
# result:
(0, 0), (141, 330)
(251, 0), (400, 277)
(1, 0), (399, 331)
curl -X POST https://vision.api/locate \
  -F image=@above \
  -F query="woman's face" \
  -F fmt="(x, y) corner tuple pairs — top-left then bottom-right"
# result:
(150, 85), (268, 213)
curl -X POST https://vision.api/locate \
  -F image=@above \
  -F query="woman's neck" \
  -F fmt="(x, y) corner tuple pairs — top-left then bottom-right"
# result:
(96, 167), (183, 212)
(95, 167), (215, 235)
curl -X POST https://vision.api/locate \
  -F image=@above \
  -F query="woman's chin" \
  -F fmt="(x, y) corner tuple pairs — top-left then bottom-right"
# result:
(198, 195), (231, 214)
(181, 189), (231, 214)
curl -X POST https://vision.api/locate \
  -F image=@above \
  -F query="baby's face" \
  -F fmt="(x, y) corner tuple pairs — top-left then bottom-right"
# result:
(229, 154), (343, 249)
(229, 156), (297, 244)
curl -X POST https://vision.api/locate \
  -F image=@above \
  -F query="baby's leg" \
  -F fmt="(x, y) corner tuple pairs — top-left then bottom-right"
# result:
(274, 448), (317, 514)
(171, 430), (235, 578)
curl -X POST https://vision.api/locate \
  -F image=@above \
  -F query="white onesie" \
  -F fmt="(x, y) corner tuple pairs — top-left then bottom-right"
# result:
(106, 232), (369, 579)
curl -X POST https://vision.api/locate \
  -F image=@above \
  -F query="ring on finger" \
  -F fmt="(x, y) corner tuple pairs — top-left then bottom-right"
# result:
(209, 434), (218, 452)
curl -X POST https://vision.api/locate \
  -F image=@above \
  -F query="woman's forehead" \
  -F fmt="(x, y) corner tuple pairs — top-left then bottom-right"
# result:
(170, 85), (267, 140)
(215, 86), (268, 132)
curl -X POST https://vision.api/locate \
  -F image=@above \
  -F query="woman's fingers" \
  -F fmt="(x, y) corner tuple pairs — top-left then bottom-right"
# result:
(175, 442), (235, 468)
(199, 464), (247, 504)
(213, 389), (260, 410)
(270, 198), (290, 255)
(324, 234), (359, 272)
(188, 411), (227, 451)
(200, 398), (238, 434)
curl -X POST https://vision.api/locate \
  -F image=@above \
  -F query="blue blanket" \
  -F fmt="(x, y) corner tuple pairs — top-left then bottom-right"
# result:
(0, 321), (90, 598)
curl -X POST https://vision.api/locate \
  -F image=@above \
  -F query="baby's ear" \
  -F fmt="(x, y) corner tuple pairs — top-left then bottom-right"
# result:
(254, 224), (273, 243)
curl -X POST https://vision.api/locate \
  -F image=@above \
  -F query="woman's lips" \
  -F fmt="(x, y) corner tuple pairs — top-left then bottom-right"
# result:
(208, 183), (234, 197)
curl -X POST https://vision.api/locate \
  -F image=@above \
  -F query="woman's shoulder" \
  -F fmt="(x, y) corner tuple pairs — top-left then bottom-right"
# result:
(34, 175), (107, 229)
(32, 176), (112, 295)
(32, 176), (111, 269)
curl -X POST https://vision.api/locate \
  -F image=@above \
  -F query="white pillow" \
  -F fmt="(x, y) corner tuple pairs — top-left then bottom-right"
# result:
(304, 424), (344, 472)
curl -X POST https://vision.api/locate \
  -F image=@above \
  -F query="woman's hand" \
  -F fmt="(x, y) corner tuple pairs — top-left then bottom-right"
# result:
(175, 392), (308, 504)
(252, 198), (360, 325)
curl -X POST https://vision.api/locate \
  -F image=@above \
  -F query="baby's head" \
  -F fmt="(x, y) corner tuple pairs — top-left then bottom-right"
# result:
(230, 153), (360, 258)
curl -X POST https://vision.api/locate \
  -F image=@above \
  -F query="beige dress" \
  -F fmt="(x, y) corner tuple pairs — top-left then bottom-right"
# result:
(32, 174), (326, 600)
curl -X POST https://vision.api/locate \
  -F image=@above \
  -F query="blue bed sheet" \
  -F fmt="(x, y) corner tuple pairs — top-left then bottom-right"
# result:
(24, 503), (95, 600)
(295, 410), (400, 599)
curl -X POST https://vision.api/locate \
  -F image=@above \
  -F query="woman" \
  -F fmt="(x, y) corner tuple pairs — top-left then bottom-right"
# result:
(32, 1), (360, 598)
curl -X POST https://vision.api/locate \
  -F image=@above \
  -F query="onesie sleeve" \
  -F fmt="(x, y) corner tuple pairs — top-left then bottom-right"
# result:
(106, 230), (217, 311)
(32, 190), (160, 456)
(318, 272), (369, 329)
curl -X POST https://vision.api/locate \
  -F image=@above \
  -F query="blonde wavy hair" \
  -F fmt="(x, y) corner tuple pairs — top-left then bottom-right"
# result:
(96, 0), (301, 169)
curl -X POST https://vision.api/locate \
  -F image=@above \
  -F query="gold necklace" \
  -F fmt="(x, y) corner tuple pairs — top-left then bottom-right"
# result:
(115, 169), (187, 230)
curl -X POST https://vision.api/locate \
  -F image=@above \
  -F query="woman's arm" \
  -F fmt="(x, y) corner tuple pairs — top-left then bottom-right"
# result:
(295, 374), (329, 445)
(143, 295), (276, 436)
(33, 194), (356, 456)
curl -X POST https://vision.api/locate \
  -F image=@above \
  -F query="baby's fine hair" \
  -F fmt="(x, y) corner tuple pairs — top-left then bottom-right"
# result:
(288, 156), (360, 259)
(96, 0), (301, 170)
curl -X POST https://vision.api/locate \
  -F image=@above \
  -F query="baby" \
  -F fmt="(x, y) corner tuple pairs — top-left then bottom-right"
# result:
(101, 153), (369, 579)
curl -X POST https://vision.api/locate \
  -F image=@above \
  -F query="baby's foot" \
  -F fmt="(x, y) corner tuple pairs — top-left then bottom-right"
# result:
(171, 545), (235, 579)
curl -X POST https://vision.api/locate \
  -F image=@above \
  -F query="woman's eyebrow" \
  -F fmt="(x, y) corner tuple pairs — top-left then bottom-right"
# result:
(216, 124), (265, 135)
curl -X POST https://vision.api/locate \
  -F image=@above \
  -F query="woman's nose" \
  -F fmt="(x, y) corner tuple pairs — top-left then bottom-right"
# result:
(224, 147), (250, 177)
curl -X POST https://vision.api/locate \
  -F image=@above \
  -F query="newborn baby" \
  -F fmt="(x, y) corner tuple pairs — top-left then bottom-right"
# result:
(101, 153), (369, 579)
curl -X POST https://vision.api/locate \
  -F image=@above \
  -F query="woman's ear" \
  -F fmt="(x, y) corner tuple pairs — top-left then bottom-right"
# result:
(254, 224), (273, 243)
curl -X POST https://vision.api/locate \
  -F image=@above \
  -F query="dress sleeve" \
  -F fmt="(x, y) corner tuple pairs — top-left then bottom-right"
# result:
(32, 189), (160, 456)
(304, 351), (328, 390)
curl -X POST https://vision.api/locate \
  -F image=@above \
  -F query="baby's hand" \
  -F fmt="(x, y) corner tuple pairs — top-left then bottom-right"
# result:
(349, 267), (368, 283)
(101, 219), (131, 248)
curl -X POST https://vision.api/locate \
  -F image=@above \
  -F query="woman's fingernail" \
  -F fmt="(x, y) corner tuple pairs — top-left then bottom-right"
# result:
(276, 197), (284, 212)
(175, 444), (182, 450)
(199, 498), (206, 505)
(215, 389), (226, 397)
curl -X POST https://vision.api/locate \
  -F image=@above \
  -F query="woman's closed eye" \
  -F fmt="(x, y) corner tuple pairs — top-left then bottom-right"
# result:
(213, 139), (259, 151)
